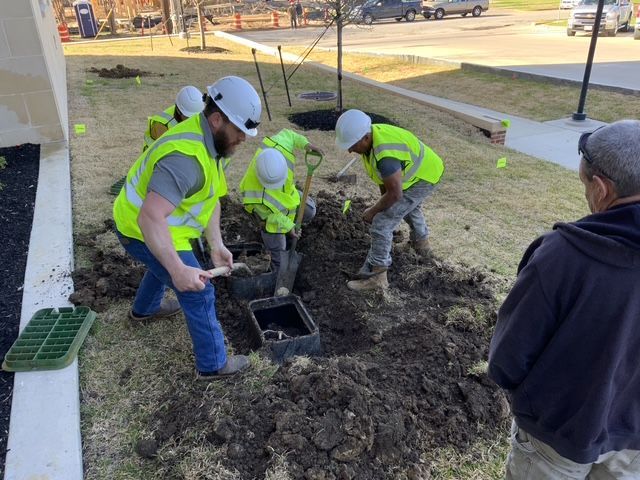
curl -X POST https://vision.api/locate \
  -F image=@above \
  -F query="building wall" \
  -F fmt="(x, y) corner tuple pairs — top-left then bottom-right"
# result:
(0, 0), (68, 148)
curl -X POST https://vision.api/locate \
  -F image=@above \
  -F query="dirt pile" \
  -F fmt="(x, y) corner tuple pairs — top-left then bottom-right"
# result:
(88, 64), (153, 79)
(120, 193), (509, 478)
(179, 46), (229, 54)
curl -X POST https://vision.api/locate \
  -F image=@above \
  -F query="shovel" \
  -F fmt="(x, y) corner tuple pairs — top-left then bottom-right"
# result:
(274, 150), (323, 295)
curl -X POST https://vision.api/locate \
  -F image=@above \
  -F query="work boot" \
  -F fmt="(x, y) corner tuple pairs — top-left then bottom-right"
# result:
(347, 266), (388, 291)
(196, 355), (251, 381)
(411, 237), (431, 257)
(129, 298), (181, 323)
(354, 261), (377, 279)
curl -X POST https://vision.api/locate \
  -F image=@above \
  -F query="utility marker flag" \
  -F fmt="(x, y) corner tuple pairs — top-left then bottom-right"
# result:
(496, 157), (507, 169)
(501, 119), (511, 128)
(86, 79), (94, 85)
(135, 75), (141, 85)
(342, 199), (352, 215)
(74, 124), (86, 135)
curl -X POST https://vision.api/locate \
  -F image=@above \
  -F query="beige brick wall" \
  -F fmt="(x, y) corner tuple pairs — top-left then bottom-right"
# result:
(0, 0), (67, 148)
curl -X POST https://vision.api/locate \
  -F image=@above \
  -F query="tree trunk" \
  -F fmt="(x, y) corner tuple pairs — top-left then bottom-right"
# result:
(161, 0), (172, 34)
(336, 8), (343, 112)
(107, 0), (117, 36)
(197, 3), (206, 50)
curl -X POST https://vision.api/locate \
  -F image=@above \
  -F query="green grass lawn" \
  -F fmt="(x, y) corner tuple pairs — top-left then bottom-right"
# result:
(491, 0), (563, 10)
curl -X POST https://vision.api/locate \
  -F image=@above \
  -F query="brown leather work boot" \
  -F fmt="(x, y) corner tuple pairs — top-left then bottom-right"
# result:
(129, 298), (181, 323)
(347, 266), (389, 291)
(411, 237), (431, 256)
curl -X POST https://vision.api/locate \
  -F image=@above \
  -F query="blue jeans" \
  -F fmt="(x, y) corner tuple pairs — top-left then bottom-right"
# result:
(117, 233), (226, 373)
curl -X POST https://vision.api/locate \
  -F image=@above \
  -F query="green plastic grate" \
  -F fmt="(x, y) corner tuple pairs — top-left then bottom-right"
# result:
(109, 176), (126, 195)
(2, 307), (96, 372)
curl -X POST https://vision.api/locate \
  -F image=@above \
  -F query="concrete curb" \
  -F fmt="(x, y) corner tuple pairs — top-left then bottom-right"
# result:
(4, 141), (82, 480)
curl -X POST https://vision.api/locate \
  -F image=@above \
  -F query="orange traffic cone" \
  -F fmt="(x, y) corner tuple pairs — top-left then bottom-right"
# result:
(234, 13), (242, 30)
(272, 10), (279, 28)
(57, 23), (71, 42)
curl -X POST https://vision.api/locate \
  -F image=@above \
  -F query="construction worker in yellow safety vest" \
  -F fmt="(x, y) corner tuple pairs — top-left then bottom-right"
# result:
(334, 109), (444, 292)
(239, 129), (323, 271)
(143, 85), (205, 151)
(114, 76), (262, 380)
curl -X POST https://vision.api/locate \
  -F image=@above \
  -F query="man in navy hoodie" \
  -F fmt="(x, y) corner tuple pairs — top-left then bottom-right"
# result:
(488, 119), (640, 479)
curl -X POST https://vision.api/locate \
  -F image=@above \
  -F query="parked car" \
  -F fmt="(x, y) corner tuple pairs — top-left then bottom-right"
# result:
(422, 0), (489, 19)
(560, 0), (580, 9)
(567, 0), (634, 36)
(355, 0), (422, 24)
(635, 4), (640, 38)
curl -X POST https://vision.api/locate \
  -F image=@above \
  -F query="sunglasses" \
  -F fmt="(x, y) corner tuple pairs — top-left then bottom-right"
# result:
(578, 126), (605, 165)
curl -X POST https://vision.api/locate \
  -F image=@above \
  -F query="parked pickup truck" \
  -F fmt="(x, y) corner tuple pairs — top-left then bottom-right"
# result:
(355, 0), (422, 24)
(567, 0), (634, 36)
(422, 0), (489, 19)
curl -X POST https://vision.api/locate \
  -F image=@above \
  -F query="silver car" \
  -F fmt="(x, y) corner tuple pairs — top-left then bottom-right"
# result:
(422, 0), (489, 19)
(567, 0), (634, 36)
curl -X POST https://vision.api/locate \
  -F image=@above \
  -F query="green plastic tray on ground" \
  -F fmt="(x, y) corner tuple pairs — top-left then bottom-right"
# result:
(109, 176), (126, 195)
(2, 307), (96, 372)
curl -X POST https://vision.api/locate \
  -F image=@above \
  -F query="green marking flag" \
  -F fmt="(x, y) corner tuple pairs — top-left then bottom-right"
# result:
(496, 157), (507, 169)
(501, 119), (511, 128)
(74, 124), (86, 135)
(135, 75), (141, 85)
(85, 79), (94, 85)
(342, 199), (352, 215)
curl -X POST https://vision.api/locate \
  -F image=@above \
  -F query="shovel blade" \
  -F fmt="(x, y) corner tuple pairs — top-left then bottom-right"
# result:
(275, 250), (303, 293)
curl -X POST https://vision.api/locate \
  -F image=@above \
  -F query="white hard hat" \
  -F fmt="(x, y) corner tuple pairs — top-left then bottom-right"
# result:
(175, 85), (204, 118)
(335, 109), (372, 150)
(207, 76), (262, 137)
(256, 148), (288, 190)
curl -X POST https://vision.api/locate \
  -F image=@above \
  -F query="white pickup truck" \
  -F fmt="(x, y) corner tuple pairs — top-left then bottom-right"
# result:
(567, 0), (634, 36)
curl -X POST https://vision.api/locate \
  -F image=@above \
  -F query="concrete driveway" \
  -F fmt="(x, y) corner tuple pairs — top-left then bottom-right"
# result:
(239, 9), (640, 91)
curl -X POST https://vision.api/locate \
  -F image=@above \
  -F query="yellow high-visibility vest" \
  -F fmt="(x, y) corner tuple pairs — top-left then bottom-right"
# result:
(239, 129), (308, 233)
(114, 114), (227, 251)
(362, 124), (444, 189)
(143, 105), (178, 152)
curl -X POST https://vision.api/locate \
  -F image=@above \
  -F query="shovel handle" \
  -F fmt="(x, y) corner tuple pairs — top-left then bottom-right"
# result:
(206, 262), (248, 278)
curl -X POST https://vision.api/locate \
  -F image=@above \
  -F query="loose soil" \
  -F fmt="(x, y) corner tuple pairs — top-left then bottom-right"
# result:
(0, 144), (40, 478)
(71, 192), (509, 478)
(88, 64), (154, 78)
(288, 109), (397, 131)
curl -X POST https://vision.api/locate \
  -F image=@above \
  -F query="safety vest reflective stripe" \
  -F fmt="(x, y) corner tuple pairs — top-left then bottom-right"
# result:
(243, 190), (291, 214)
(373, 142), (424, 182)
(125, 131), (211, 232)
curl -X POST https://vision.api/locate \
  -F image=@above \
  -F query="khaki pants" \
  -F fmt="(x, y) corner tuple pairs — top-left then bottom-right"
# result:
(507, 421), (640, 480)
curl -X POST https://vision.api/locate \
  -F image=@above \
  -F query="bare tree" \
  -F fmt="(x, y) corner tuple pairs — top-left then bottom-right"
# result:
(322, 0), (363, 112)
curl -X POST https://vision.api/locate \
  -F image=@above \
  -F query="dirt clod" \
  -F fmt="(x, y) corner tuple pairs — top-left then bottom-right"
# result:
(134, 438), (158, 459)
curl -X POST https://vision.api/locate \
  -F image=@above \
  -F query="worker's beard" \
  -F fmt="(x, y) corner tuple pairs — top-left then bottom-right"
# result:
(213, 127), (237, 158)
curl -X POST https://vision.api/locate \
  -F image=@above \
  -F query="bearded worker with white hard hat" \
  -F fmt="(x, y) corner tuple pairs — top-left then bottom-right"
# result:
(335, 109), (444, 291)
(142, 85), (205, 152)
(239, 129), (323, 272)
(114, 76), (262, 380)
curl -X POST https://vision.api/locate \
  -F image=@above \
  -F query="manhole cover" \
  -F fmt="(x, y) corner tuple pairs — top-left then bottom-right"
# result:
(297, 91), (337, 102)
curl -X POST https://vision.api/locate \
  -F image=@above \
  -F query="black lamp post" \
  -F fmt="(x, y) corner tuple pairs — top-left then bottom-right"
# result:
(573, 0), (605, 121)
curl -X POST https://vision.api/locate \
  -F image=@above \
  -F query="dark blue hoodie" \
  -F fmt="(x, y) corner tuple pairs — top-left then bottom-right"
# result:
(488, 202), (640, 463)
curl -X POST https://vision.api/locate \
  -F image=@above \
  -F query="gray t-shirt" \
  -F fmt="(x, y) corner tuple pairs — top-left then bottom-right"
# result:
(148, 154), (204, 207)
(377, 157), (402, 178)
(146, 112), (219, 207)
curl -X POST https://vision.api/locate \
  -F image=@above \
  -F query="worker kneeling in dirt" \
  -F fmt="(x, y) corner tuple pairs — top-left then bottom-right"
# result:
(239, 129), (323, 271)
(335, 109), (444, 291)
(143, 85), (205, 151)
(113, 76), (262, 380)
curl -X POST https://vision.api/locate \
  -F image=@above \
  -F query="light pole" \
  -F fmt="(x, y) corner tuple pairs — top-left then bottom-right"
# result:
(572, 0), (605, 121)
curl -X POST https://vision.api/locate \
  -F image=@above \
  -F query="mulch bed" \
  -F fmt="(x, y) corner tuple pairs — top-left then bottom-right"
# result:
(0, 143), (40, 478)
(288, 109), (398, 131)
